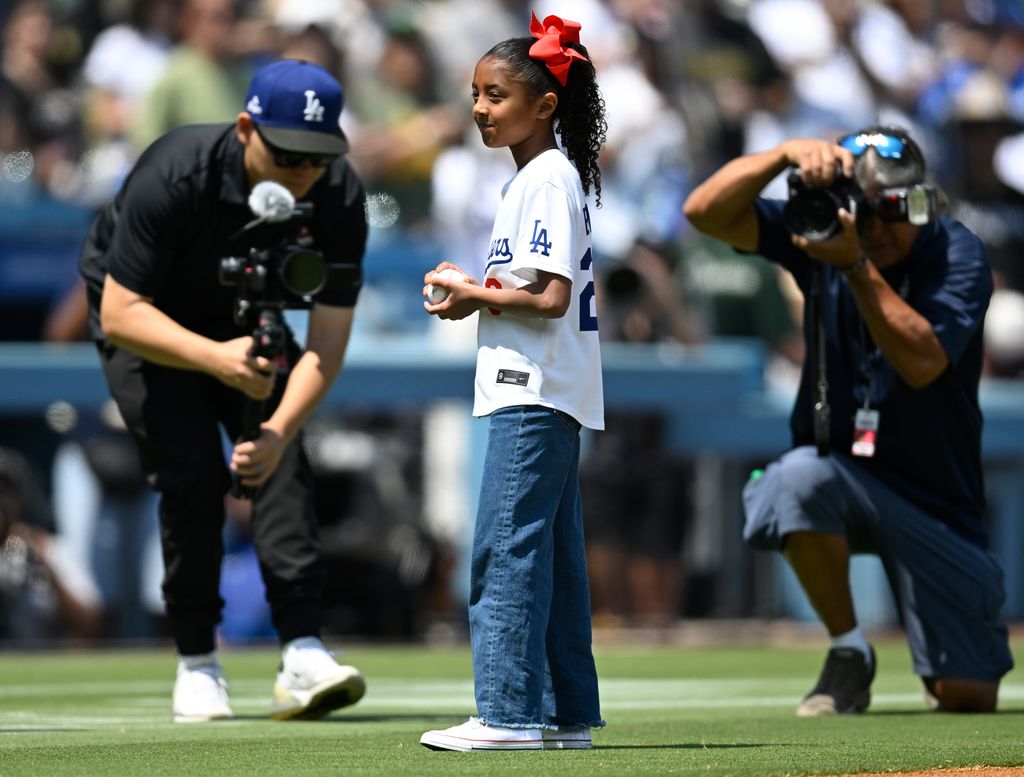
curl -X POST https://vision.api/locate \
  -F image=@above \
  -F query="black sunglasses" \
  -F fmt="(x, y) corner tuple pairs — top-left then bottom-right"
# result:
(254, 126), (338, 168)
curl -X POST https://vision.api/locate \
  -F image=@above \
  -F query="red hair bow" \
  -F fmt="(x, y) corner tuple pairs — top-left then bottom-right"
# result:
(529, 11), (589, 86)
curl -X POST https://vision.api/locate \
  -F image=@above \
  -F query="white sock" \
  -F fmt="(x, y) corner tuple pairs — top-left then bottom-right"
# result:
(830, 627), (872, 667)
(180, 651), (218, 670)
(282, 636), (326, 660)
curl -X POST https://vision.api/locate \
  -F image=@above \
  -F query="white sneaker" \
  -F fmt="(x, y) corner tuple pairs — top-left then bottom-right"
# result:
(543, 727), (592, 749)
(420, 718), (543, 751)
(270, 637), (366, 720)
(172, 660), (234, 723)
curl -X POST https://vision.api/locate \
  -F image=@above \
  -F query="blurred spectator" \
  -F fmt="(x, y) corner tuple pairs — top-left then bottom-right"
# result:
(984, 287), (1024, 378)
(49, 400), (163, 640)
(41, 282), (163, 641)
(417, 0), (522, 105)
(680, 232), (805, 384)
(130, 0), (254, 151)
(747, 0), (869, 126)
(0, 0), (57, 152)
(345, 14), (464, 230)
(77, 0), (179, 204)
(0, 446), (103, 644)
(581, 409), (692, 629)
(626, 0), (786, 176)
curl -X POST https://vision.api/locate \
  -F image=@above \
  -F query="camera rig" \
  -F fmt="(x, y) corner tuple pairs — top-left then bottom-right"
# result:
(220, 182), (328, 499)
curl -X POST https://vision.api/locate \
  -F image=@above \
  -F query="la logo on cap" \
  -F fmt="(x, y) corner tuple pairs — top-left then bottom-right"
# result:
(303, 91), (324, 123)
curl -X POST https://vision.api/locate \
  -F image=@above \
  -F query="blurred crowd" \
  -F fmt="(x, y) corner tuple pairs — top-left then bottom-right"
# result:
(3, 0), (1024, 644)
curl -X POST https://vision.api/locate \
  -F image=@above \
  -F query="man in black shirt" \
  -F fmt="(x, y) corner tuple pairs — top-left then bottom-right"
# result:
(80, 59), (368, 722)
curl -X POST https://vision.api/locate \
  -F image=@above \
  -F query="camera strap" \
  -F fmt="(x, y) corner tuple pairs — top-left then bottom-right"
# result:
(810, 263), (830, 457)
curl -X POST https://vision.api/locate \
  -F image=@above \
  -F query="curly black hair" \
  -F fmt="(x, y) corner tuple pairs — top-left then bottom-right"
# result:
(483, 36), (607, 206)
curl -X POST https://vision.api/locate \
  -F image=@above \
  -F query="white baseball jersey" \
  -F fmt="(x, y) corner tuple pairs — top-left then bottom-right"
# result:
(473, 148), (605, 430)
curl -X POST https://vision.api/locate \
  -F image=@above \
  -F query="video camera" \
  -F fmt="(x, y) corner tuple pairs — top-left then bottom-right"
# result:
(219, 181), (327, 499)
(783, 167), (939, 242)
(219, 181), (327, 328)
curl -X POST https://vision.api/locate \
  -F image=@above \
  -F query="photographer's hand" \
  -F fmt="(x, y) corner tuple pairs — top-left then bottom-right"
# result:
(216, 336), (277, 400)
(791, 208), (862, 270)
(782, 138), (855, 186)
(230, 425), (285, 487)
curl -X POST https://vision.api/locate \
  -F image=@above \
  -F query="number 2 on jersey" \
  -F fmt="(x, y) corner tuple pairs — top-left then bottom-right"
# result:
(579, 248), (597, 332)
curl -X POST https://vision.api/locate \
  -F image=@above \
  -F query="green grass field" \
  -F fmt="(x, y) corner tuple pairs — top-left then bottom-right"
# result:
(1, 635), (1022, 776)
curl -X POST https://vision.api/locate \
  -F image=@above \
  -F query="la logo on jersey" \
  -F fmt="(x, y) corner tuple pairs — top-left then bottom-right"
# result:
(303, 90), (325, 123)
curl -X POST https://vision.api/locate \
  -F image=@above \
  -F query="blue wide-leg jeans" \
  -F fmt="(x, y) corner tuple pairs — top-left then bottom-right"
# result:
(470, 405), (604, 730)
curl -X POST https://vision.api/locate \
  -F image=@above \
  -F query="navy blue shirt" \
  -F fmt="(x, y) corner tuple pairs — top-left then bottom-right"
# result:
(80, 124), (367, 342)
(754, 198), (992, 545)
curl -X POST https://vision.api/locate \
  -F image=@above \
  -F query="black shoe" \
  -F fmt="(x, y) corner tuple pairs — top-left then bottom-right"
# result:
(796, 646), (875, 717)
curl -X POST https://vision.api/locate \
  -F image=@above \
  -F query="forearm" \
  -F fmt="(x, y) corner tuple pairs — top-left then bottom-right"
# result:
(265, 350), (341, 444)
(464, 276), (570, 318)
(102, 293), (220, 372)
(845, 263), (949, 388)
(683, 146), (790, 248)
(265, 305), (353, 443)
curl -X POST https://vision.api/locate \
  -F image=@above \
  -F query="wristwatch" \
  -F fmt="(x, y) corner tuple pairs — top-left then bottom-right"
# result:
(840, 255), (869, 277)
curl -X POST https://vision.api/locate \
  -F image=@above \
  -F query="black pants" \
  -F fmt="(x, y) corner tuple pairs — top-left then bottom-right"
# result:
(98, 342), (324, 655)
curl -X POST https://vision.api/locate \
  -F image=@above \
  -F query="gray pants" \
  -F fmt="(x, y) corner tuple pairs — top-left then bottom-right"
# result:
(743, 446), (1013, 683)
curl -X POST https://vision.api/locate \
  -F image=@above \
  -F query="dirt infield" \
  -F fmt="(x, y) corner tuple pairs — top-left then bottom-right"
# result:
(838, 769), (1024, 777)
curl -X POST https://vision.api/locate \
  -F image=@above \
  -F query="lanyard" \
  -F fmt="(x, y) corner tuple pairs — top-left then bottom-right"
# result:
(853, 272), (910, 412)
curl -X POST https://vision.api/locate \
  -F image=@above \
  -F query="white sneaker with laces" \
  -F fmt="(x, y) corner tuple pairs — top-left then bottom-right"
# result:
(542, 727), (592, 749)
(270, 637), (366, 720)
(420, 717), (543, 751)
(172, 660), (233, 723)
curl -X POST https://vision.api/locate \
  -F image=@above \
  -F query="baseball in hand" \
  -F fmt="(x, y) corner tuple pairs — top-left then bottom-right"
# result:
(426, 268), (467, 304)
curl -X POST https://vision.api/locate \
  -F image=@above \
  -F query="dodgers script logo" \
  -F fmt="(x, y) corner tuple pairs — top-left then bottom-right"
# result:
(304, 91), (325, 123)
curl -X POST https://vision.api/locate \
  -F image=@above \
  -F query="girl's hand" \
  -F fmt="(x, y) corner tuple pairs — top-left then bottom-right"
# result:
(424, 277), (483, 320)
(422, 261), (476, 286)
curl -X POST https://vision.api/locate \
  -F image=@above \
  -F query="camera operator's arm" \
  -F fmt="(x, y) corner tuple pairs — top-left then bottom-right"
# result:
(100, 274), (277, 400)
(796, 210), (949, 388)
(684, 139), (854, 252)
(230, 303), (353, 486)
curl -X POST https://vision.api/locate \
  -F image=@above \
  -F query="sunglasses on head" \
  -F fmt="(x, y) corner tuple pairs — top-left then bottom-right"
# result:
(255, 126), (338, 168)
(838, 132), (908, 159)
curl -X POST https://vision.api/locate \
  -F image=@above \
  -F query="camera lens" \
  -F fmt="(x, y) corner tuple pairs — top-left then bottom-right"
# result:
(279, 248), (327, 296)
(783, 189), (843, 241)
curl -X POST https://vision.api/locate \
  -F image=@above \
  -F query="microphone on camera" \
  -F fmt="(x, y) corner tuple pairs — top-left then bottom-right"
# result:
(248, 181), (297, 223)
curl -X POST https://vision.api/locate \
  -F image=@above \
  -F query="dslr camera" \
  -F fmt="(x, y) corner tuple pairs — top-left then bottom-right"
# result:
(782, 166), (867, 242)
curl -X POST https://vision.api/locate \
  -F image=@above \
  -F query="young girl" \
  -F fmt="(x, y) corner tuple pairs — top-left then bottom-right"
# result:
(419, 12), (607, 752)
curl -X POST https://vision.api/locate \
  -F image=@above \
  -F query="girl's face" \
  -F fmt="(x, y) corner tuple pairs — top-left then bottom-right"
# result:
(471, 57), (556, 164)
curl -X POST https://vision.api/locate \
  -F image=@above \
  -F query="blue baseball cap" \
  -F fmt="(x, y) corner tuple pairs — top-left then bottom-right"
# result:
(244, 59), (348, 155)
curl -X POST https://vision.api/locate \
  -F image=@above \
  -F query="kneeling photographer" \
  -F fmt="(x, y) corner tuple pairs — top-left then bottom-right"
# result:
(79, 60), (369, 723)
(684, 126), (1013, 715)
